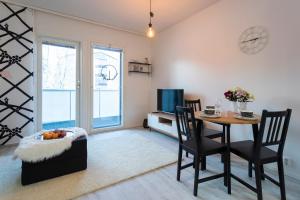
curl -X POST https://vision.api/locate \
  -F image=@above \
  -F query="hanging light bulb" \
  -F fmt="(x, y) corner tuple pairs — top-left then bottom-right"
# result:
(147, 23), (155, 38)
(146, 0), (155, 38)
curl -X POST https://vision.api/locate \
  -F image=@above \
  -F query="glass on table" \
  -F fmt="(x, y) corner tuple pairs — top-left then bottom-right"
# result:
(215, 98), (223, 115)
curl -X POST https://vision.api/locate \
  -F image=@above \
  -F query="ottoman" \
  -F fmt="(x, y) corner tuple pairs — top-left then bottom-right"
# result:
(21, 136), (87, 185)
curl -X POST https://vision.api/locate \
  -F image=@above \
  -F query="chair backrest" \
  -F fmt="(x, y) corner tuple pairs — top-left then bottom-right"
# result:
(185, 99), (202, 112)
(255, 109), (292, 157)
(175, 106), (200, 149)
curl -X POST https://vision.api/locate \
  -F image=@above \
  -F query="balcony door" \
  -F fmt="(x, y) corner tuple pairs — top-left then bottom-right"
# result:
(92, 45), (122, 129)
(39, 39), (80, 130)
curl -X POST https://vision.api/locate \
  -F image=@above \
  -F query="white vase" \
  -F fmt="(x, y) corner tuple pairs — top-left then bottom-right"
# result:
(238, 102), (248, 111)
(232, 102), (239, 113)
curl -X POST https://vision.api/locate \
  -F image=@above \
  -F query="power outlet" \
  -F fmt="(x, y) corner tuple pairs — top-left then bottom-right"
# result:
(283, 157), (292, 166)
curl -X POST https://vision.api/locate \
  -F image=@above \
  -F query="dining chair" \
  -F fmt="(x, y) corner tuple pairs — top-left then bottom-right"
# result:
(230, 109), (292, 200)
(175, 106), (230, 196)
(185, 99), (225, 169)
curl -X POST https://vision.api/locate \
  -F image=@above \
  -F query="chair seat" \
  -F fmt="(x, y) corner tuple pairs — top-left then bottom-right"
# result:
(182, 137), (226, 156)
(203, 128), (223, 139)
(231, 140), (278, 163)
(194, 119), (223, 139)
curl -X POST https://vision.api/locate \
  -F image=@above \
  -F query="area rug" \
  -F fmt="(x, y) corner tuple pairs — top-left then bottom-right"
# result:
(0, 130), (177, 200)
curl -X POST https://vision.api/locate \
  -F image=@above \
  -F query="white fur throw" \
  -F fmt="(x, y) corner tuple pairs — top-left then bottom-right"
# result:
(14, 127), (87, 163)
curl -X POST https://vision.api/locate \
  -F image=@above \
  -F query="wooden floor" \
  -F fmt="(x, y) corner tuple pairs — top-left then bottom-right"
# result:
(75, 129), (300, 200)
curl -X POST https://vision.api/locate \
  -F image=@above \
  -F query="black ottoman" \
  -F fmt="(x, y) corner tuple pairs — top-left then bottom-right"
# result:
(21, 136), (87, 185)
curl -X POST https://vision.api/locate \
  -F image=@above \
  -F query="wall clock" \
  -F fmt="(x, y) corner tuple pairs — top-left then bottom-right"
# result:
(100, 64), (118, 80)
(239, 26), (268, 55)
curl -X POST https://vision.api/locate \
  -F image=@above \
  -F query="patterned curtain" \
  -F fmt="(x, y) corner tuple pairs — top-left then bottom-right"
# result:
(0, 2), (34, 145)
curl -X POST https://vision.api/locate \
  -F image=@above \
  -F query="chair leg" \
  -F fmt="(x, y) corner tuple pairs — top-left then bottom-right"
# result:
(201, 156), (206, 170)
(248, 162), (253, 177)
(278, 158), (286, 200)
(261, 165), (265, 180)
(177, 146), (183, 181)
(193, 156), (195, 168)
(186, 151), (189, 158)
(194, 156), (200, 196)
(254, 164), (263, 200)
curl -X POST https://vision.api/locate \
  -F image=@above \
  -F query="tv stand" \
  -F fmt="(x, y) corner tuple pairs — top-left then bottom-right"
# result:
(147, 112), (178, 138)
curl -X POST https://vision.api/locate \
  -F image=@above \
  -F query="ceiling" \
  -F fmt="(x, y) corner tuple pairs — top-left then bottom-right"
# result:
(7, 0), (220, 34)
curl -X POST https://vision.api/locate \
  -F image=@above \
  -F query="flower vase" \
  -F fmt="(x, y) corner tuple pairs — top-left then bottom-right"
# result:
(232, 101), (239, 113)
(238, 102), (247, 111)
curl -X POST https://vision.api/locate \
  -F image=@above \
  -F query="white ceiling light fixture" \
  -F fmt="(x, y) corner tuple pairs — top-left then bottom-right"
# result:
(146, 0), (155, 38)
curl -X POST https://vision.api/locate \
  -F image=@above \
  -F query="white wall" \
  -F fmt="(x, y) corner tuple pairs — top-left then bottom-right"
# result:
(34, 11), (151, 133)
(151, 0), (300, 179)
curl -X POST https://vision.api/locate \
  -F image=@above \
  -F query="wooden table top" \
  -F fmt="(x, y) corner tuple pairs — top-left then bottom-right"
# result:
(195, 111), (260, 125)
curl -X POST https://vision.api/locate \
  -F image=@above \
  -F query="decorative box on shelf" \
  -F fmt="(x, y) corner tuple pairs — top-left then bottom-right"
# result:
(128, 61), (151, 74)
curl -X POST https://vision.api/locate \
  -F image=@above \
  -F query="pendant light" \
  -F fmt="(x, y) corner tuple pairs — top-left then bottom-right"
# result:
(146, 0), (155, 38)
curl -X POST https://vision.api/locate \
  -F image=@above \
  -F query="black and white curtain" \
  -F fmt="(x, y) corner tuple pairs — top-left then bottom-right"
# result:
(0, 1), (34, 145)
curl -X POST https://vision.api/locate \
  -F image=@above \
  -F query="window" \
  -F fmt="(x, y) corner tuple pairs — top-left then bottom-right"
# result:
(92, 46), (122, 129)
(40, 39), (80, 130)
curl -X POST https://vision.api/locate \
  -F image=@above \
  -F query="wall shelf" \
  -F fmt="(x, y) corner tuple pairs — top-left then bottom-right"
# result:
(128, 62), (151, 74)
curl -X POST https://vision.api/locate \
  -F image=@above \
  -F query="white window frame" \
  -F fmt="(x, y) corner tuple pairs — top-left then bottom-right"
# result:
(89, 43), (124, 133)
(36, 37), (81, 131)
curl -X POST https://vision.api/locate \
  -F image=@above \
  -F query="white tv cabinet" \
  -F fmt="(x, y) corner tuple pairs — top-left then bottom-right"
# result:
(148, 112), (178, 139)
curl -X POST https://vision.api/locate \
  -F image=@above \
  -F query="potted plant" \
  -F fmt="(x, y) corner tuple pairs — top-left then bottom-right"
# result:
(224, 87), (255, 112)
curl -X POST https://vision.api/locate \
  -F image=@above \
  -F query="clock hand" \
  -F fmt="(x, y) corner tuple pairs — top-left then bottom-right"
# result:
(242, 37), (260, 43)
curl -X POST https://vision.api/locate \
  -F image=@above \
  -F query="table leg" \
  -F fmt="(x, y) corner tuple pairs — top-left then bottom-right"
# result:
(226, 124), (231, 194)
(221, 125), (225, 163)
(223, 124), (231, 194)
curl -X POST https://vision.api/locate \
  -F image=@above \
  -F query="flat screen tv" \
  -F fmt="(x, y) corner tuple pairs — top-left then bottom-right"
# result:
(157, 89), (184, 114)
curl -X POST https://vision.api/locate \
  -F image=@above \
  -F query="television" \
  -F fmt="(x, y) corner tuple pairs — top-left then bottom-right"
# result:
(157, 89), (184, 114)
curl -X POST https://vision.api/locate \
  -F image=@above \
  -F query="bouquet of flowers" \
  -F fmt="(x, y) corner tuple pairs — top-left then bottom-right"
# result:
(224, 87), (255, 102)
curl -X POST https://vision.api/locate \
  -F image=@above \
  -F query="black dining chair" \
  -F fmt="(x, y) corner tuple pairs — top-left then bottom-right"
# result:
(230, 109), (292, 200)
(185, 99), (224, 139)
(185, 99), (225, 169)
(175, 106), (230, 196)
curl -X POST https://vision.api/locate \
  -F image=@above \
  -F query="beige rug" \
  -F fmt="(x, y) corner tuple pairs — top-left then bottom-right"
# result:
(0, 130), (177, 200)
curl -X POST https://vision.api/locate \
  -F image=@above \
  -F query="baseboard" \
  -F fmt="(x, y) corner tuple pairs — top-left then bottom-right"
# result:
(264, 163), (300, 183)
(230, 154), (300, 183)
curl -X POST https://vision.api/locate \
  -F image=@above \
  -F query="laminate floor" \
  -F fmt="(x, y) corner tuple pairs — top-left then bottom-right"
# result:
(1, 128), (299, 200)
(75, 129), (300, 200)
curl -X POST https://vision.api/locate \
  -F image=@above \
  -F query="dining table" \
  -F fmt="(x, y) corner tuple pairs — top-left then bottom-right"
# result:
(194, 111), (261, 192)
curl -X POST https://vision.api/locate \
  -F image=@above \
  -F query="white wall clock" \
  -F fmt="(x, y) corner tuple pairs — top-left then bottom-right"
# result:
(239, 26), (268, 55)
